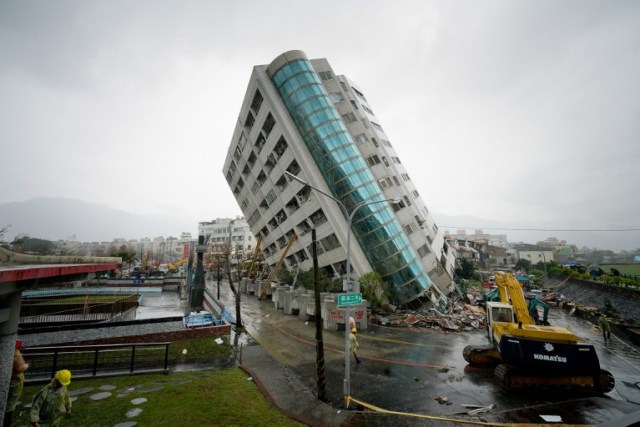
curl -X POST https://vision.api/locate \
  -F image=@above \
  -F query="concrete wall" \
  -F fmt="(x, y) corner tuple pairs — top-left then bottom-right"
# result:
(241, 278), (368, 331)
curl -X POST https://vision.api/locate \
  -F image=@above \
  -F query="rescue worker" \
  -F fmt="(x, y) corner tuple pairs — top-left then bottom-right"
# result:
(4, 339), (29, 427)
(598, 314), (612, 343)
(29, 369), (72, 427)
(349, 328), (361, 364)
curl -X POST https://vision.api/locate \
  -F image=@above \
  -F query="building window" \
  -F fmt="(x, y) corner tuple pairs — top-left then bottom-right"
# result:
(320, 234), (340, 252)
(403, 195), (412, 206)
(362, 105), (374, 115)
(401, 173), (410, 181)
(265, 190), (277, 204)
(310, 209), (327, 227)
(392, 176), (401, 186)
(330, 92), (345, 103)
(371, 121), (383, 132)
(244, 111), (255, 129)
(350, 100), (358, 110)
(287, 160), (301, 176)
(382, 156), (389, 166)
(352, 87), (367, 101)
(274, 136), (288, 158)
(318, 71), (333, 81)
(403, 222), (419, 235)
(366, 155), (381, 167)
(233, 146), (242, 162)
(238, 133), (247, 151)
(371, 137), (379, 148)
(353, 133), (368, 144)
(342, 113), (357, 124)
(262, 113), (276, 139)
(255, 133), (266, 153)
(417, 244), (431, 257)
(378, 177), (393, 189)
(250, 90), (263, 115)
(412, 190), (419, 198)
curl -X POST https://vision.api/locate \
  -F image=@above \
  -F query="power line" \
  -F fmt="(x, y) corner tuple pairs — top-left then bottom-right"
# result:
(440, 226), (640, 232)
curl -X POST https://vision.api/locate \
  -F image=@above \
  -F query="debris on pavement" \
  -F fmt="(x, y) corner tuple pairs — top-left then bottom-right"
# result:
(434, 396), (453, 405)
(466, 404), (495, 415)
(540, 415), (562, 422)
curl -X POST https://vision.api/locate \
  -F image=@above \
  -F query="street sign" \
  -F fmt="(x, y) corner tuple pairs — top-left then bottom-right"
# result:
(337, 293), (362, 307)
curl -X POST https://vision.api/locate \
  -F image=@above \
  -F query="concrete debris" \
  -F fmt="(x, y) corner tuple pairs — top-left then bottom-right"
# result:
(371, 294), (487, 332)
(434, 396), (453, 405)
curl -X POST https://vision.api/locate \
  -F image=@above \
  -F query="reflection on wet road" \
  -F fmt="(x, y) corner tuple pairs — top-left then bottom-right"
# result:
(209, 279), (640, 424)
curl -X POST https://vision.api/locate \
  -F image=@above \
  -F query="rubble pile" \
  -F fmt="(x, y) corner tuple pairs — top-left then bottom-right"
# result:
(370, 294), (488, 332)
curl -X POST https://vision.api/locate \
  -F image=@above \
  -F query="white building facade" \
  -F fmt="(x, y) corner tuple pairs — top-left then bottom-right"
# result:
(198, 217), (255, 254)
(222, 50), (454, 306)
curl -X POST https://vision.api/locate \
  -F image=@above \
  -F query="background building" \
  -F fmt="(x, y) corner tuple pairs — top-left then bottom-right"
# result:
(223, 50), (455, 306)
(198, 217), (254, 254)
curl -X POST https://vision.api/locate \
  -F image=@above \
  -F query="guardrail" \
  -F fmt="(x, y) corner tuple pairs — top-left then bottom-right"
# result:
(22, 342), (170, 383)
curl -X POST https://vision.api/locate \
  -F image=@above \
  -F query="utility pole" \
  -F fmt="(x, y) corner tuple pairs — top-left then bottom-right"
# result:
(190, 235), (206, 311)
(312, 228), (327, 401)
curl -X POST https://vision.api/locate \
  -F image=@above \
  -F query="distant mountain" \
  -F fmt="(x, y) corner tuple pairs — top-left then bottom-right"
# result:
(0, 198), (196, 242)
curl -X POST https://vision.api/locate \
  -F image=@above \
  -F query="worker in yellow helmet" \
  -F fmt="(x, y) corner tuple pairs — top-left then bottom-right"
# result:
(29, 369), (72, 426)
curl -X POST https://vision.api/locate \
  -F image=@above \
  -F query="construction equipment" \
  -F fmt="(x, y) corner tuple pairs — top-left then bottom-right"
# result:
(259, 234), (297, 300)
(463, 272), (614, 393)
(246, 235), (263, 280)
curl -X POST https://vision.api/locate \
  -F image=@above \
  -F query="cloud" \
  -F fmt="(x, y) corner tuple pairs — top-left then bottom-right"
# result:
(0, 0), (638, 251)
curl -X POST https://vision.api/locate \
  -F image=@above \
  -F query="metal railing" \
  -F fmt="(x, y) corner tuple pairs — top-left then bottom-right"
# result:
(22, 343), (170, 383)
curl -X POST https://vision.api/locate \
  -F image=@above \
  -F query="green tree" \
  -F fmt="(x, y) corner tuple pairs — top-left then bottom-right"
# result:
(0, 225), (10, 248)
(12, 236), (55, 254)
(455, 259), (476, 280)
(276, 266), (296, 286)
(297, 268), (342, 293)
(112, 245), (137, 271)
(358, 272), (390, 310)
(515, 258), (532, 273)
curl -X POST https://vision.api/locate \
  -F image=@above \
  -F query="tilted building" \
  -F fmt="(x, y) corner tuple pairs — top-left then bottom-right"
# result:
(223, 50), (455, 306)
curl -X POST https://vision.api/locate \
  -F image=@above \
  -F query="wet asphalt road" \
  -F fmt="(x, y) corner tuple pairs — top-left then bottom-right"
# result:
(210, 279), (640, 425)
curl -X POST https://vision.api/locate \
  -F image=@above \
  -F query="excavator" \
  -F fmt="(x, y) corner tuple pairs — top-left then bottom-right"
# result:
(463, 272), (614, 393)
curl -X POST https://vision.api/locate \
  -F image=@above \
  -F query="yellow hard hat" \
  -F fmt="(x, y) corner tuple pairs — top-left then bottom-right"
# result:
(55, 369), (72, 386)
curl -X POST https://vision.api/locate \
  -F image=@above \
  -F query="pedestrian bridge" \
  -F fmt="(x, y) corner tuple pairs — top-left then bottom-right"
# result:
(0, 247), (120, 415)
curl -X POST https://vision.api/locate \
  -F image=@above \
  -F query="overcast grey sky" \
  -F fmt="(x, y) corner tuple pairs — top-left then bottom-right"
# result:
(1, 1), (639, 250)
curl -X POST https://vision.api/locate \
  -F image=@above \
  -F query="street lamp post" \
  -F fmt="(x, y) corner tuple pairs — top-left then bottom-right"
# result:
(539, 251), (548, 282)
(285, 171), (400, 407)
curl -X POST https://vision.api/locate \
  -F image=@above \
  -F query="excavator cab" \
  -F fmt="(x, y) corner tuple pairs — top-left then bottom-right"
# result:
(490, 305), (514, 323)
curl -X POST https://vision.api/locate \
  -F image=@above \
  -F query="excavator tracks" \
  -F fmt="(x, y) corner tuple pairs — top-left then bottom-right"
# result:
(463, 344), (501, 367)
(494, 364), (615, 393)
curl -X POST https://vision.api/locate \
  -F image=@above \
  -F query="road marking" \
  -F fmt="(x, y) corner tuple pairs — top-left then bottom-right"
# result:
(274, 326), (451, 370)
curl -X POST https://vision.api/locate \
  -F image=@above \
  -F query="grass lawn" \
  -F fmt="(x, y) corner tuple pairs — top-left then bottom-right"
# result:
(600, 264), (640, 276)
(15, 368), (305, 427)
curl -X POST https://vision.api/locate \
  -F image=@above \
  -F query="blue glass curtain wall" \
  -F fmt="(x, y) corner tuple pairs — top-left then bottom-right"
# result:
(271, 58), (432, 303)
